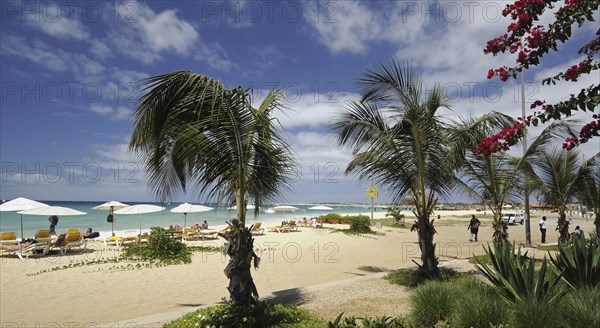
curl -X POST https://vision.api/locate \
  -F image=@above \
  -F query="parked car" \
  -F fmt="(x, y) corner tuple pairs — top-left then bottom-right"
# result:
(501, 213), (524, 225)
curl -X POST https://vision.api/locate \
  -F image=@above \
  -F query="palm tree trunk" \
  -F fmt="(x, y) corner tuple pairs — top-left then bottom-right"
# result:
(221, 222), (260, 306)
(557, 212), (570, 243)
(416, 216), (440, 279)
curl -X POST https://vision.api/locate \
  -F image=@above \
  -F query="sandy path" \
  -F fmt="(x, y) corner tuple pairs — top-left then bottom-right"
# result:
(0, 210), (594, 326)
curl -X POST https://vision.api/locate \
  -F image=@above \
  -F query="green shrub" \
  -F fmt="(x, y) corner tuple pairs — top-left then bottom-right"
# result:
(164, 300), (326, 327)
(321, 213), (343, 223)
(558, 287), (600, 327)
(123, 227), (191, 265)
(476, 242), (564, 304)
(508, 299), (560, 328)
(385, 268), (463, 287)
(409, 280), (455, 327)
(550, 236), (600, 288)
(450, 277), (508, 327)
(328, 312), (407, 327)
(349, 216), (372, 233)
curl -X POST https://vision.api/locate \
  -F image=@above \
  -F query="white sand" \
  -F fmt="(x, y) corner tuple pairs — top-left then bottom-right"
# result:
(0, 210), (595, 326)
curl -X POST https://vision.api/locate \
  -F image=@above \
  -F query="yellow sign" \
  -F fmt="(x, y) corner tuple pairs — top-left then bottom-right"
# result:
(366, 185), (378, 198)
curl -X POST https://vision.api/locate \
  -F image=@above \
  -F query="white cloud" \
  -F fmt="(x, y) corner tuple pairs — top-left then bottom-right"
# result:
(25, 3), (90, 41)
(89, 104), (114, 116)
(194, 42), (236, 71)
(108, 0), (199, 64)
(0, 36), (68, 71)
(88, 104), (131, 121)
(89, 39), (113, 60)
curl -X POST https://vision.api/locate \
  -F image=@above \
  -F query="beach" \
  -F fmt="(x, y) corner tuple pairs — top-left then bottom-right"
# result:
(1, 210), (595, 326)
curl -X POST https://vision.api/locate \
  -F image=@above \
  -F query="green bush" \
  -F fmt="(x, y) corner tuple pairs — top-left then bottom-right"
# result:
(328, 312), (407, 327)
(349, 216), (372, 233)
(164, 300), (326, 327)
(550, 236), (600, 288)
(558, 287), (600, 327)
(409, 280), (455, 327)
(123, 227), (191, 265)
(476, 242), (563, 304)
(385, 268), (463, 287)
(508, 299), (560, 328)
(321, 213), (343, 223)
(450, 277), (508, 327)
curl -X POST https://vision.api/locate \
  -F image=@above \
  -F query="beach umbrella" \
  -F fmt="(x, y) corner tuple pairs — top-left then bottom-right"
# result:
(92, 201), (129, 236)
(272, 205), (299, 212)
(18, 206), (86, 216)
(170, 203), (213, 228)
(0, 197), (49, 240)
(308, 205), (334, 211)
(227, 204), (256, 210)
(114, 204), (165, 238)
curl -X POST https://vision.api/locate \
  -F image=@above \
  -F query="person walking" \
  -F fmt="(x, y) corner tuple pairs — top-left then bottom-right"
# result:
(48, 215), (59, 235)
(574, 225), (583, 239)
(539, 216), (547, 243)
(468, 215), (481, 242)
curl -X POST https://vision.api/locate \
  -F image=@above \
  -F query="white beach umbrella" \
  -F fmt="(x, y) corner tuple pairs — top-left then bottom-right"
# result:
(227, 204), (256, 210)
(308, 205), (334, 211)
(0, 197), (49, 240)
(170, 203), (213, 228)
(272, 205), (299, 212)
(114, 204), (165, 237)
(92, 201), (129, 236)
(18, 206), (86, 216)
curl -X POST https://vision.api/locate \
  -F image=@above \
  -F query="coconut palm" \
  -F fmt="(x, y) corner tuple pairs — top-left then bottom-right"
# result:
(524, 148), (592, 243)
(129, 71), (296, 305)
(332, 61), (512, 279)
(577, 154), (600, 236)
(386, 206), (406, 226)
(461, 123), (573, 244)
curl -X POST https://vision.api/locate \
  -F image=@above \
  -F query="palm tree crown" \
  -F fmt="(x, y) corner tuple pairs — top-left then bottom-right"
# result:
(129, 71), (296, 224)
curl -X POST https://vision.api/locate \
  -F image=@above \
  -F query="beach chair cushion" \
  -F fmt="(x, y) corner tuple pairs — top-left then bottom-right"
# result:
(35, 230), (51, 238)
(1, 232), (16, 241)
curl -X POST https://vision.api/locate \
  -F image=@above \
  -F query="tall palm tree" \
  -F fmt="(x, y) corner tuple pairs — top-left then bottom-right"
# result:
(129, 71), (296, 305)
(461, 123), (572, 244)
(332, 61), (511, 279)
(524, 148), (590, 243)
(577, 154), (600, 236)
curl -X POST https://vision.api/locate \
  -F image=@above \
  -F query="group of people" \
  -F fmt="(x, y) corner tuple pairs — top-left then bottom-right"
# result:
(539, 216), (583, 243)
(468, 214), (585, 244)
(170, 220), (209, 232)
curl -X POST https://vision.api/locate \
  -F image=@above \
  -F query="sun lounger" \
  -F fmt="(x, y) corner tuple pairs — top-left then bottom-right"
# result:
(138, 233), (152, 244)
(0, 232), (19, 245)
(54, 232), (86, 255)
(35, 230), (52, 244)
(104, 235), (138, 248)
(0, 243), (37, 261)
(249, 222), (265, 235)
(267, 225), (290, 233)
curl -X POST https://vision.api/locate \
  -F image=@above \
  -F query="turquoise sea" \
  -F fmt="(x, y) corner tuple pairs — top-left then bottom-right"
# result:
(0, 200), (384, 239)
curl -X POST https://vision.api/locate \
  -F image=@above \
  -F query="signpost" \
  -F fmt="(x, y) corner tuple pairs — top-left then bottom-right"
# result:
(366, 185), (378, 224)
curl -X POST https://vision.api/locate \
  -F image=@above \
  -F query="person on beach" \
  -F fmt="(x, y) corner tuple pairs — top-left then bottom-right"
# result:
(539, 216), (547, 243)
(83, 228), (100, 239)
(574, 226), (583, 239)
(201, 220), (208, 230)
(467, 215), (480, 242)
(48, 215), (59, 235)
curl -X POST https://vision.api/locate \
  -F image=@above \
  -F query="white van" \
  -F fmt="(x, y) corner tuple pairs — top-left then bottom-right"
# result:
(501, 213), (524, 225)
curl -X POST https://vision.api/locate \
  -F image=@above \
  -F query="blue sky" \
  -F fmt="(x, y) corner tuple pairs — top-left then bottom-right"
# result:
(1, 0), (598, 204)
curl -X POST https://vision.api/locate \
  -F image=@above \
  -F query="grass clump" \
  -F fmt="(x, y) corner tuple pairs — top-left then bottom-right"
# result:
(558, 287), (600, 327)
(450, 277), (508, 328)
(385, 267), (463, 287)
(164, 300), (325, 328)
(409, 280), (455, 327)
(538, 244), (560, 251)
(122, 227), (191, 265)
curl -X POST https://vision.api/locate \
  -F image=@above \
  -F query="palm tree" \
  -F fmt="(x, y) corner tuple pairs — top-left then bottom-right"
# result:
(461, 123), (572, 244)
(386, 206), (406, 226)
(332, 61), (511, 279)
(524, 148), (590, 243)
(129, 71), (296, 305)
(577, 154), (600, 236)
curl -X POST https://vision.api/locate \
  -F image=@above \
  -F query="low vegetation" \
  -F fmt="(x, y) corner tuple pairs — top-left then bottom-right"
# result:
(164, 300), (325, 327)
(385, 268), (464, 287)
(122, 227), (191, 265)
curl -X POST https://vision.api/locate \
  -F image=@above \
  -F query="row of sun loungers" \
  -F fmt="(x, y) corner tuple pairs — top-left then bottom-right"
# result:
(267, 221), (300, 233)
(0, 229), (87, 260)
